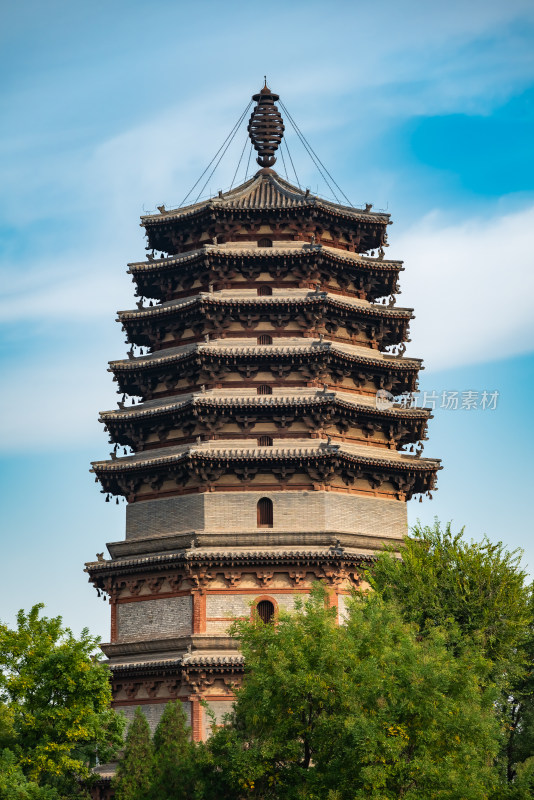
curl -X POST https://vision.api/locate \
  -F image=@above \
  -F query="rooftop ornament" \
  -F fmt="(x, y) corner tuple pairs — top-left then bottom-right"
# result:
(247, 79), (285, 169)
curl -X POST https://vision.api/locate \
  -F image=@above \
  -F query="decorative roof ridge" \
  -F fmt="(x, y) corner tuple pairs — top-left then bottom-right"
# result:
(99, 390), (432, 421)
(127, 245), (404, 272)
(109, 339), (422, 370)
(139, 173), (260, 222)
(140, 170), (389, 226)
(91, 441), (441, 473)
(117, 291), (413, 321)
(85, 547), (377, 571)
(216, 170), (305, 205)
(110, 654), (245, 672)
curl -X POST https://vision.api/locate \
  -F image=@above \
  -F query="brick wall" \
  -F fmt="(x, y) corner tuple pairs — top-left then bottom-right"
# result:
(117, 701), (191, 734)
(126, 494), (204, 539)
(323, 493), (406, 539)
(117, 596), (192, 640)
(202, 699), (233, 732)
(207, 592), (302, 620)
(338, 594), (350, 623)
(126, 491), (406, 539)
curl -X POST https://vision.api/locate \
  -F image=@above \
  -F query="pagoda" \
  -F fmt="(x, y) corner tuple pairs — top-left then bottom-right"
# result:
(85, 84), (440, 741)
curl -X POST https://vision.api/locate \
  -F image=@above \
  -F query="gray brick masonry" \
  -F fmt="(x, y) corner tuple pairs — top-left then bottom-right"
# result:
(126, 494), (204, 540)
(207, 592), (303, 620)
(338, 594), (350, 623)
(126, 491), (406, 540)
(117, 701), (191, 734)
(202, 700), (233, 731)
(117, 596), (192, 640)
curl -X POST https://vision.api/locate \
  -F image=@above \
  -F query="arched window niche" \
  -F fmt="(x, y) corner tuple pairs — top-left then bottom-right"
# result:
(257, 497), (273, 528)
(253, 597), (277, 624)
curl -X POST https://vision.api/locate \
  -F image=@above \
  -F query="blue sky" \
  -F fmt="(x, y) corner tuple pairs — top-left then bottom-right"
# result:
(1, 0), (533, 640)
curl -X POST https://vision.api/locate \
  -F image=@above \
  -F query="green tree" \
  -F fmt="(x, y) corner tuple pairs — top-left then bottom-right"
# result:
(0, 749), (58, 800)
(207, 586), (500, 800)
(0, 604), (125, 795)
(113, 707), (153, 800)
(150, 701), (198, 800)
(369, 520), (532, 670)
(369, 521), (534, 789)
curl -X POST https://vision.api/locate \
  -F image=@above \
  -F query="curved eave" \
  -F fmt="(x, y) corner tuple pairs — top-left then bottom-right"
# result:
(92, 443), (441, 501)
(142, 206), (388, 255)
(93, 445), (440, 473)
(127, 246), (403, 275)
(110, 655), (245, 679)
(109, 342), (422, 375)
(140, 172), (390, 228)
(128, 247), (404, 302)
(86, 548), (377, 582)
(117, 294), (413, 324)
(99, 392), (432, 425)
(100, 392), (431, 450)
(141, 200), (389, 229)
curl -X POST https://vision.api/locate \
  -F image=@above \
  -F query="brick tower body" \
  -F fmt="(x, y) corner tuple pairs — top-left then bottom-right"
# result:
(86, 85), (440, 741)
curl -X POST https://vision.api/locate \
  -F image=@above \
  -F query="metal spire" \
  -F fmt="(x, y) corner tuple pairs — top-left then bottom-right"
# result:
(247, 82), (285, 169)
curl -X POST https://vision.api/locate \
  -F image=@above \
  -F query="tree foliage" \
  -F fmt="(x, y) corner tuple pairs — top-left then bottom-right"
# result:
(370, 521), (534, 790)
(370, 520), (532, 671)
(113, 707), (153, 800)
(0, 604), (125, 796)
(150, 700), (199, 800)
(0, 749), (59, 800)
(206, 586), (501, 800)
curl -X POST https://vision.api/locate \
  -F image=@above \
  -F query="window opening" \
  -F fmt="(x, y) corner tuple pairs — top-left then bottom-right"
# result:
(257, 238), (272, 248)
(257, 385), (272, 395)
(256, 599), (275, 624)
(257, 334), (273, 345)
(258, 285), (272, 296)
(257, 497), (273, 527)
(258, 436), (273, 447)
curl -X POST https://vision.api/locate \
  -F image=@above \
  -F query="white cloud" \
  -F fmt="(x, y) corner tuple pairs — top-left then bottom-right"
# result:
(395, 204), (534, 370)
(0, 353), (116, 452)
(0, 255), (131, 323)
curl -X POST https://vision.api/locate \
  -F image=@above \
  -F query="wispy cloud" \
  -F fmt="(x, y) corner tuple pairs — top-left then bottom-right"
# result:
(397, 204), (534, 370)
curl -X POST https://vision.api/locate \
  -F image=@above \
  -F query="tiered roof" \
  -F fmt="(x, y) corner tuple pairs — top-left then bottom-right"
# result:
(117, 290), (413, 349)
(90, 81), (441, 544)
(141, 171), (390, 254)
(108, 339), (422, 401)
(128, 245), (403, 301)
(100, 389), (431, 451)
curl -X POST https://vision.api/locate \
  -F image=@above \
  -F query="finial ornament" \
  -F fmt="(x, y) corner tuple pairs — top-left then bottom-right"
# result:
(248, 83), (285, 168)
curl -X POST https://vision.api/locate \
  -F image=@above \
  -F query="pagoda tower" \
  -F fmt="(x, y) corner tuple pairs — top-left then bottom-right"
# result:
(85, 85), (440, 741)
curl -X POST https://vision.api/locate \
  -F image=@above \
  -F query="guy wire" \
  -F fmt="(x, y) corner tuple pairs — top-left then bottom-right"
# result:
(280, 100), (353, 207)
(230, 132), (249, 191)
(179, 101), (252, 207)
